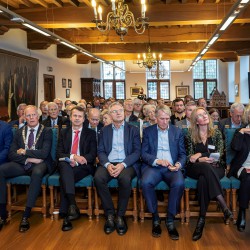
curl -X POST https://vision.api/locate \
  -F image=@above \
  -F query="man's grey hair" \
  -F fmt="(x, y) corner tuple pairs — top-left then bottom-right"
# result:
(47, 102), (58, 110)
(108, 101), (124, 114)
(155, 105), (171, 117)
(17, 103), (27, 111)
(230, 102), (245, 113)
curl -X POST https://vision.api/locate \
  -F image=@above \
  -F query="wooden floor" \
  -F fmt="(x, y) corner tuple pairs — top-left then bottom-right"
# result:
(0, 212), (250, 250)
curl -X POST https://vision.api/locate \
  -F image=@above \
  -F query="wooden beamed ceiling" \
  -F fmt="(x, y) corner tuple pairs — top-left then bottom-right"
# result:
(0, 0), (250, 64)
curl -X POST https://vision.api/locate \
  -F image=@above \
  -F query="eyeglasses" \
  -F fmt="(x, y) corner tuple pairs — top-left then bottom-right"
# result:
(196, 112), (208, 119)
(134, 103), (142, 106)
(26, 114), (38, 118)
(110, 109), (124, 114)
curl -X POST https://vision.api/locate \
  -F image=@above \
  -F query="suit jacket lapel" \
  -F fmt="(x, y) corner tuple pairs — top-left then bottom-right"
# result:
(124, 123), (129, 155)
(168, 125), (174, 159)
(153, 125), (158, 156)
(107, 125), (113, 154)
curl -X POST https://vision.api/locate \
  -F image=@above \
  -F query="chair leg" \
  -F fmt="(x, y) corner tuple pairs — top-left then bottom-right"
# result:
(42, 184), (47, 219)
(87, 187), (92, 221)
(49, 186), (54, 220)
(7, 183), (12, 220)
(185, 188), (190, 224)
(232, 188), (237, 223)
(132, 188), (137, 222)
(139, 189), (144, 222)
(94, 187), (99, 221)
(180, 194), (185, 224)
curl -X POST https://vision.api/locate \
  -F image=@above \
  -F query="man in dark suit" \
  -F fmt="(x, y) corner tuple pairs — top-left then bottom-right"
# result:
(124, 99), (138, 122)
(83, 108), (103, 143)
(219, 102), (245, 134)
(141, 105), (186, 240)
(42, 102), (69, 129)
(0, 121), (13, 165)
(38, 100), (48, 123)
(170, 98), (186, 125)
(0, 105), (53, 232)
(94, 102), (141, 236)
(57, 106), (97, 231)
(8, 103), (27, 128)
(175, 101), (196, 128)
(54, 98), (67, 117)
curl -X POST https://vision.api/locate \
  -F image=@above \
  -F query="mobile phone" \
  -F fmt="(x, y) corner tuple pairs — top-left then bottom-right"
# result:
(59, 157), (71, 163)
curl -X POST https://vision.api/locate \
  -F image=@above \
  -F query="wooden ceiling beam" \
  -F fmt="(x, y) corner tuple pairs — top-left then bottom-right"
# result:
(30, 0), (48, 8)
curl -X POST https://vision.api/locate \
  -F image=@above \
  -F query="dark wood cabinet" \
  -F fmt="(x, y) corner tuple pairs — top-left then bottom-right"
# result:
(80, 78), (101, 102)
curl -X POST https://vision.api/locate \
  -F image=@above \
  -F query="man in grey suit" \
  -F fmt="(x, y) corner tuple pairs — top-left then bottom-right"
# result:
(141, 105), (186, 240)
(175, 101), (197, 128)
(219, 102), (245, 134)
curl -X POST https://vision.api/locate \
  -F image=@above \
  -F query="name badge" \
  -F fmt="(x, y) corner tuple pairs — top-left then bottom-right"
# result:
(208, 145), (215, 150)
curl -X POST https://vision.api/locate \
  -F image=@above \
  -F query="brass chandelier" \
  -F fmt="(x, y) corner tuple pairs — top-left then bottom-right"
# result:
(136, 27), (162, 70)
(91, 0), (148, 41)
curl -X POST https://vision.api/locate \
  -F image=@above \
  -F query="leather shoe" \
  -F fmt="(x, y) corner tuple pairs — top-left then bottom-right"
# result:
(62, 217), (73, 231)
(152, 220), (161, 237)
(166, 222), (179, 240)
(192, 217), (205, 241)
(67, 205), (80, 221)
(19, 217), (30, 233)
(116, 216), (128, 236)
(0, 217), (6, 231)
(104, 215), (115, 234)
(237, 208), (246, 232)
(223, 208), (233, 224)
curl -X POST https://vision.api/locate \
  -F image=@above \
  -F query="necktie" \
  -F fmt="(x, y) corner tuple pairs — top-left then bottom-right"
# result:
(24, 129), (34, 171)
(52, 120), (55, 128)
(71, 130), (80, 155)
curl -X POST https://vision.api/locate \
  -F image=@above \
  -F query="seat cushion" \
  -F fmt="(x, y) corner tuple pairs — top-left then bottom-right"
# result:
(220, 176), (231, 189)
(7, 174), (48, 185)
(230, 176), (241, 189)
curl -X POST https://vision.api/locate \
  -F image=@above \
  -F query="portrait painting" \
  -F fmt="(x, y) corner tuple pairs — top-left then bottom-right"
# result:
(0, 49), (38, 120)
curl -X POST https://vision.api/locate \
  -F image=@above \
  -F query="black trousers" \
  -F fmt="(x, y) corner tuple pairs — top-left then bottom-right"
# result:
(0, 161), (47, 208)
(59, 161), (94, 213)
(186, 162), (225, 216)
(94, 166), (136, 217)
(238, 170), (250, 209)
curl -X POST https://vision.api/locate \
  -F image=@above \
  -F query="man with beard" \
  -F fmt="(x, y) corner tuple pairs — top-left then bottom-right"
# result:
(170, 98), (186, 125)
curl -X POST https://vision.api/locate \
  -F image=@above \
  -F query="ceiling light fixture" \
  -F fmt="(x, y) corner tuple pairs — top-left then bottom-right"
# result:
(91, 0), (148, 41)
(23, 23), (51, 37)
(188, 0), (250, 70)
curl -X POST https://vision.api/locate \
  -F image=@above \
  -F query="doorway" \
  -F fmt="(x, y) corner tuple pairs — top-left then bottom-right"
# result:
(44, 74), (55, 101)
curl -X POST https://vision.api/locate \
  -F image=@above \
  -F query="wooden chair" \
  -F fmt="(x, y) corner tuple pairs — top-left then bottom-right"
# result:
(48, 173), (93, 220)
(93, 177), (138, 221)
(139, 180), (185, 223)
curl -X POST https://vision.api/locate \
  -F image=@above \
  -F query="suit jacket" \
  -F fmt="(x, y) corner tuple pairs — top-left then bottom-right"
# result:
(175, 119), (188, 129)
(8, 124), (53, 173)
(141, 124), (186, 175)
(97, 122), (141, 176)
(8, 119), (26, 128)
(170, 114), (186, 125)
(128, 114), (138, 122)
(228, 128), (250, 178)
(42, 116), (70, 129)
(0, 121), (13, 164)
(83, 119), (103, 143)
(57, 126), (97, 167)
(219, 117), (244, 134)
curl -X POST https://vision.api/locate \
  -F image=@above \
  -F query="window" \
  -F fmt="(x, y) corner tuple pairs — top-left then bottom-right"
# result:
(103, 61), (125, 99)
(193, 60), (217, 100)
(147, 61), (170, 100)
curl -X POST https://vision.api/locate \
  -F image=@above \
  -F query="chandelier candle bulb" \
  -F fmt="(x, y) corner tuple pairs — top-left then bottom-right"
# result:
(111, 0), (116, 12)
(98, 6), (102, 20)
(92, 0), (97, 19)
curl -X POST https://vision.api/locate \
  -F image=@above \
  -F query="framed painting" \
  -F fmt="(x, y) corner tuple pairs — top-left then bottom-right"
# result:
(62, 78), (66, 88)
(176, 86), (189, 98)
(0, 49), (38, 120)
(130, 86), (141, 97)
(66, 89), (70, 98)
(235, 84), (239, 97)
(68, 79), (72, 88)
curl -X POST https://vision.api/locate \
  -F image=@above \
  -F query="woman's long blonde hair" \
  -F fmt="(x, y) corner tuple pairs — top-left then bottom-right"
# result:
(189, 107), (215, 144)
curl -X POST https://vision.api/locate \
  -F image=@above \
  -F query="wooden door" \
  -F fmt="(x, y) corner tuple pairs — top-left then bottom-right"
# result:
(44, 74), (55, 101)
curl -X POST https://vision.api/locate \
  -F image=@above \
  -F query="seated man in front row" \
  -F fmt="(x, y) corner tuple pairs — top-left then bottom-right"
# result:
(141, 105), (186, 240)
(57, 106), (97, 232)
(94, 102), (141, 236)
(0, 105), (53, 232)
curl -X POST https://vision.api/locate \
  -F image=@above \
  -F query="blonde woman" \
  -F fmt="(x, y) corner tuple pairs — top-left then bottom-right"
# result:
(185, 107), (233, 241)
(101, 109), (113, 127)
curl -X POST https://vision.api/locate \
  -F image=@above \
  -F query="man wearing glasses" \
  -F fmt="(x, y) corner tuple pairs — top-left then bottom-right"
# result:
(94, 102), (141, 236)
(0, 105), (53, 232)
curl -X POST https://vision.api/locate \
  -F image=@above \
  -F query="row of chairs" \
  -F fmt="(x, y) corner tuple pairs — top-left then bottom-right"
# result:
(6, 126), (240, 224)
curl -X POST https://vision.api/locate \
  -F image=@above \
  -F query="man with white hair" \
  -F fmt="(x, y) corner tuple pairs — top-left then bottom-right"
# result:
(9, 103), (27, 128)
(54, 98), (67, 117)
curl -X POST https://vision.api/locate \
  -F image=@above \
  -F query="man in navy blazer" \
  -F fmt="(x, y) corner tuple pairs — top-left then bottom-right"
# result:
(94, 102), (141, 236)
(0, 121), (13, 165)
(141, 105), (186, 240)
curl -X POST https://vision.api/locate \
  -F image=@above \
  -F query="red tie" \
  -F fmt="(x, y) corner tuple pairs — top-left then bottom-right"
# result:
(71, 130), (80, 155)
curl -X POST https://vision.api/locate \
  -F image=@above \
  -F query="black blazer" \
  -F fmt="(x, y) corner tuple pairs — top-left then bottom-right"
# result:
(57, 126), (97, 167)
(8, 124), (53, 173)
(228, 128), (250, 177)
(42, 116), (70, 129)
